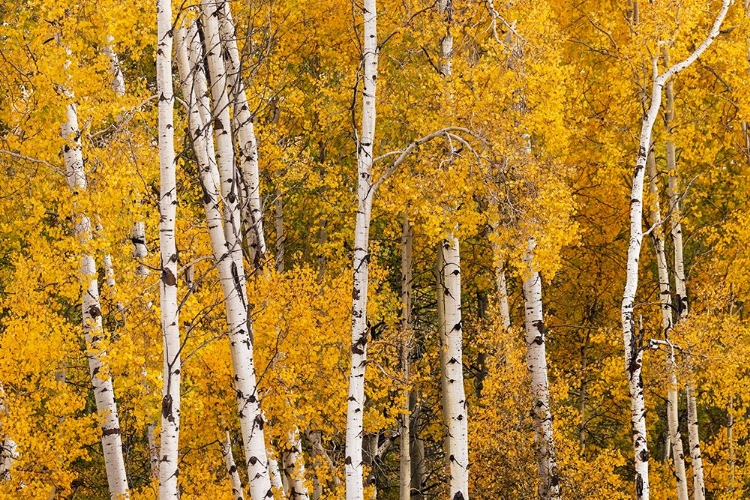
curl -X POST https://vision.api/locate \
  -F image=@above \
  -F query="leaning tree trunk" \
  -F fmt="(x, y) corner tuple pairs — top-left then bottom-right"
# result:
(399, 213), (413, 500)
(62, 68), (129, 500)
(157, 1), (181, 497)
(438, 237), (469, 499)
(619, 8), (728, 494)
(646, 150), (688, 500)
(177, 22), (273, 500)
(522, 238), (561, 500)
(344, 0), (378, 498)
(217, 1), (267, 267)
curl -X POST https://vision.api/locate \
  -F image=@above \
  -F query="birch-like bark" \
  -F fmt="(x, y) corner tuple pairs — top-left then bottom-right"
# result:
(132, 222), (149, 276)
(269, 454), (285, 496)
(522, 238), (561, 500)
(157, 3), (181, 498)
(307, 430), (341, 497)
(399, 213), (412, 500)
(222, 431), (246, 500)
(686, 385), (705, 499)
(283, 429), (309, 499)
(345, 0), (378, 498)
(178, 23), (273, 500)
(217, 1), (267, 266)
(438, 237), (469, 499)
(646, 151), (688, 500)
(620, 7), (728, 496)
(62, 79), (129, 500)
(664, 62), (705, 498)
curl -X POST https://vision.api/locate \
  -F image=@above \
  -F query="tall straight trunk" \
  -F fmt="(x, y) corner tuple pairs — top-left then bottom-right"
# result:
(132, 222), (149, 277)
(217, 1), (267, 267)
(177, 24), (273, 500)
(103, 36), (125, 96)
(438, 237), (469, 499)
(619, 8), (729, 493)
(522, 238), (560, 500)
(283, 429), (309, 499)
(222, 431), (246, 500)
(664, 61), (705, 499)
(62, 77), (129, 500)
(157, 2), (181, 497)
(344, 0), (378, 498)
(646, 151), (688, 500)
(728, 399), (735, 492)
(399, 213), (413, 500)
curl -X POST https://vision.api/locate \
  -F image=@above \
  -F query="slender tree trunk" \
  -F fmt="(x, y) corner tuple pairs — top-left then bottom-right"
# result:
(0, 385), (17, 483)
(283, 429), (310, 499)
(345, 1), (378, 498)
(222, 431), (246, 500)
(399, 213), (413, 500)
(157, 3), (181, 498)
(147, 423), (159, 479)
(178, 23), (273, 500)
(646, 150), (688, 500)
(522, 238), (561, 500)
(269, 453), (285, 496)
(275, 188), (285, 273)
(132, 222), (149, 277)
(728, 398), (735, 492)
(217, 1), (267, 267)
(686, 386), (705, 499)
(438, 237), (469, 499)
(307, 430), (341, 497)
(62, 74), (129, 500)
(409, 391), (425, 500)
(103, 36), (125, 96)
(620, 6), (728, 497)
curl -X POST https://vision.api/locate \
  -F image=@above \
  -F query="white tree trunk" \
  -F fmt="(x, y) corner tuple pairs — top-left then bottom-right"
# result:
(687, 386), (705, 500)
(222, 431), (246, 500)
(157, 2), (181, 498)
(269, 454), (285, 496)
(409, 392), (425, 500)
(103, 36), (125, 96)
(619, 6), (728, 497)
(62, 87), (129, 500)
(646, 151), (688, 500)
(132, 222), (149, 276)
(217, 1), (267, 266)
(147, 423), (159, 479)
(0, 385), (17, 483)
(438, 237), (469, 500)
(522, 238), (560, 500)
(399, 213), (412, 500)
(177, 24), (273, 500)
(283, 429), (309, 499)
(665, 68), (705, 500)
(345, 0), (378, 498)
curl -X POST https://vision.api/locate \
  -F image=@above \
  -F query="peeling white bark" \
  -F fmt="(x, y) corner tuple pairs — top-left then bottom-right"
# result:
(345, 0), (378, 498)
(522, 238), (560, 500)
(177, 24), (273, 500)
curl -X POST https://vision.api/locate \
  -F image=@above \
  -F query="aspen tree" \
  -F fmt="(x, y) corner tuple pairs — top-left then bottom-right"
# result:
(663, 57), (705, 498)
(645, 150), (688, 500)
(222, 431), (246, 500)
(0, 385), (16, 483)
(437, 236), (469, 499)
(283, 429), (309, 499)
(522, 238), (560, 500)
(399, 213), (413, 500)
(344, 0), (378, 497)
(157, 0), (181, 496)
(619, 3), (729, 497)
(177, 22), (273, 500)
(61, 50), (130, 500)
(217, 1), (267, 267)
